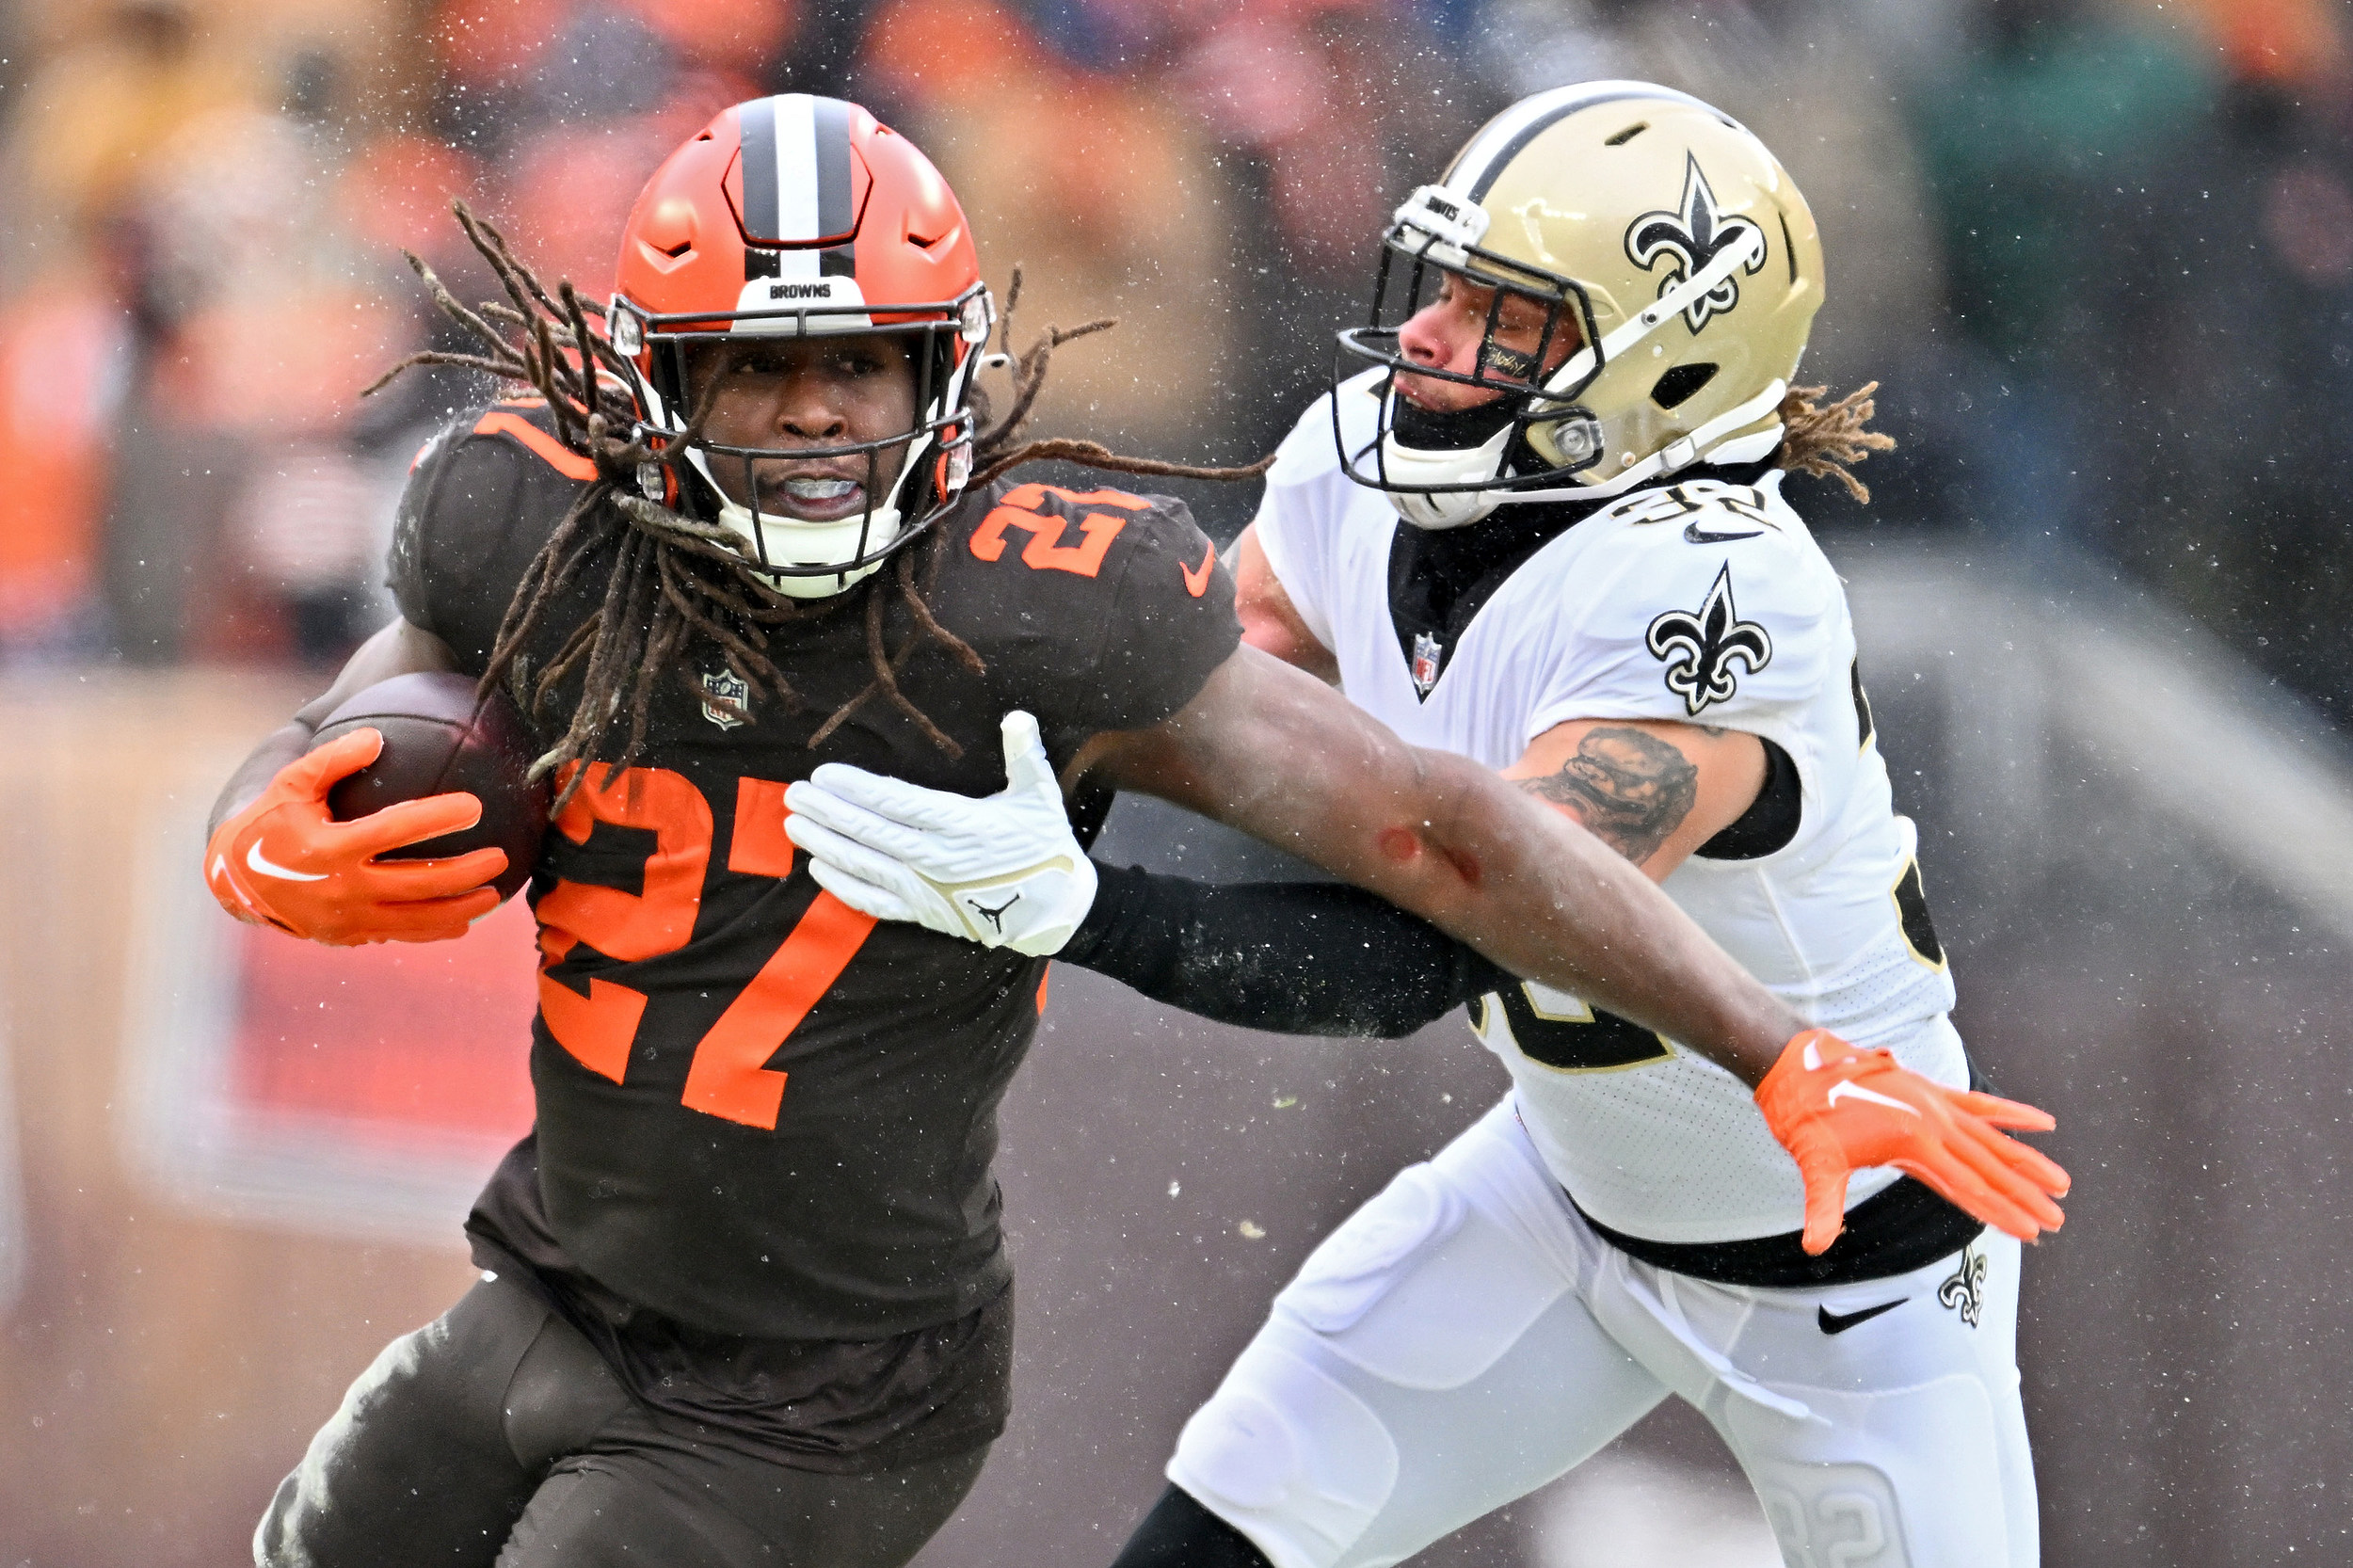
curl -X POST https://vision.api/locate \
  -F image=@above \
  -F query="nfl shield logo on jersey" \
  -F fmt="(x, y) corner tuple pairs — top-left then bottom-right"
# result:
(1411, 632), (1445, 696)
(700, 666), (750, 729)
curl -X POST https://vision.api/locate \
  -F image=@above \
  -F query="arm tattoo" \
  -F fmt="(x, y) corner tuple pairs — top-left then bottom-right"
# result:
(1517, 727), (1700, 865)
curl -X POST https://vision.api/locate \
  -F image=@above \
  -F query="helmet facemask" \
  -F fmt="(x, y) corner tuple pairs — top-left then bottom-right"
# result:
(1338, 193), (1609, 530)
(610, 286), (991, 599)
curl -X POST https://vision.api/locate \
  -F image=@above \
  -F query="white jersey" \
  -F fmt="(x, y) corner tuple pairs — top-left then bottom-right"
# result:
(1255, 373), (1962, 1244)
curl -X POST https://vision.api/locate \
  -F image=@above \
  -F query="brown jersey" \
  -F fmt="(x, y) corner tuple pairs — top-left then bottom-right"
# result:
(390, 401), (1240, 1345)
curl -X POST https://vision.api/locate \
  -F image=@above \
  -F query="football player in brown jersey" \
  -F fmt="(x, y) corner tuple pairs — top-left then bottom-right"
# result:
(203, 96), (2061, 1568)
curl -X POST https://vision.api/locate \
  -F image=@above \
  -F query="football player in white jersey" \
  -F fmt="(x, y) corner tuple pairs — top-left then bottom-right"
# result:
(781, 84), (2062, 1568)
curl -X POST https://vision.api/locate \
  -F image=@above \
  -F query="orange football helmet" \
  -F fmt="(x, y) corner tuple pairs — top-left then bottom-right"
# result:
(609, 95), (993, 597)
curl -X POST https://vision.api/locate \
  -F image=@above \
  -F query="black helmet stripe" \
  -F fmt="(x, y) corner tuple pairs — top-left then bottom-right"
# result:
(738, 94), (859, 282)
(1449, 81), (1729, 201)
(812, 101), (855, 237)
(740, 96), (781, 244)
(740, 95), (780, 280)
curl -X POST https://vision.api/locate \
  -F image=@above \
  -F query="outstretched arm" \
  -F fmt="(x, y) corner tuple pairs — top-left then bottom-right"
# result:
(1075, 644), (1801, 1082)
(784, 656), (2070, 1249)
(1063, 862), (1505, 1038)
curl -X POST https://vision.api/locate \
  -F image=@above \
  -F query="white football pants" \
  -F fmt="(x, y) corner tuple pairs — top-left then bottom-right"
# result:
(1166, 1097), (2036, 1568)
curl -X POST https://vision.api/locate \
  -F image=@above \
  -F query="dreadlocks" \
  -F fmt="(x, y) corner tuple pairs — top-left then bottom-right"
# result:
(366, 202), (1272, 811)
(1779, 382), (1897, 504)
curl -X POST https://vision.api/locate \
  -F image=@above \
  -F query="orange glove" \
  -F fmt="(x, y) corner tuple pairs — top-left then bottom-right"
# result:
(203, 728), (507, 946)
(1754, 1029), (2070, 1255)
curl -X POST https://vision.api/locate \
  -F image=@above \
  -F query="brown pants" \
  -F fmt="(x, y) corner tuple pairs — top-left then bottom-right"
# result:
(254, 1272), (989, 1568)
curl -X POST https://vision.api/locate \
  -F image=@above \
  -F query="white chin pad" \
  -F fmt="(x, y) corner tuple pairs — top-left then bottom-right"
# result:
(1377, 432), (1506, 530)
(686, 440), (920, 600)
(712, 498), (905, 599)
(1372, 390), (1516, 530)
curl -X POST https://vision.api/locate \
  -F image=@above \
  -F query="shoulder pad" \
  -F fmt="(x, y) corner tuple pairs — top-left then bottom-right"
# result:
(1549, 476), (1839, 721)
(1589, 476), (1801, 545)
(963, 479), (1180, 581)
(459, 397), (600, 484)
(939, 477), (1239, 746)
(1579, 478), (1832, 601)
(950, 478), (1228, 620)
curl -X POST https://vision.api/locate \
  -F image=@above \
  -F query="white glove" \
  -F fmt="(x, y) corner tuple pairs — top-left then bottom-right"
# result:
(783, 711), (1097, 957)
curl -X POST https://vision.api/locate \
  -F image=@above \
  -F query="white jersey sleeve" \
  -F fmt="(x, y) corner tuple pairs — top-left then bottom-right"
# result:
(1246, 370), (1387, 655)
(1522, 475), (1842, 756)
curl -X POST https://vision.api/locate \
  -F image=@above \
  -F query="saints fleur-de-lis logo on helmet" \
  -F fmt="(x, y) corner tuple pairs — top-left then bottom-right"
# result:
(1645, 564), (1772, 715)
(1625, 153), (1769, 333)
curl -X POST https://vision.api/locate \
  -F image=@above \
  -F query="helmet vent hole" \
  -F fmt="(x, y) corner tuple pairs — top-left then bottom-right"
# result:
(658, 239), (692, 259)
(1779, 212), (1798, 283)
(909, 232), (941, 249)
(1652, 362), (1719, 409)
(1605, 121), (1648, 147)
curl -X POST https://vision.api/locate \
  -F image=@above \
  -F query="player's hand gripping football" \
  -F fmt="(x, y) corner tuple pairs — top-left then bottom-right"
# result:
(203, 728), (507, 946)
(1755, 1029), (2070, 1254)
(784, 711), (1096, 957)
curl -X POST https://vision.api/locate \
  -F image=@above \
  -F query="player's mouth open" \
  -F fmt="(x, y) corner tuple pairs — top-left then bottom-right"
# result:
(761, 472), (870, 522)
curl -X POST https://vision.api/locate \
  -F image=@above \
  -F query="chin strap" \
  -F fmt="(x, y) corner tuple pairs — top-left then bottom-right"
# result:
(1369, 377), (1788, 527)
(1512, 376), (1789, 504)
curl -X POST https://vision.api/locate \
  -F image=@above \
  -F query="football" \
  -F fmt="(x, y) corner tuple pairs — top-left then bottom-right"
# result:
(312, 671), (550, 901)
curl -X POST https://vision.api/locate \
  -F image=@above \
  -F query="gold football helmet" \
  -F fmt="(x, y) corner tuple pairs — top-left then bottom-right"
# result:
(1338, 82), (1825, 528)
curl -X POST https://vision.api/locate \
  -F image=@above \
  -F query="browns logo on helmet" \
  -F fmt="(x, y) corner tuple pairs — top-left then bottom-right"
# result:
(609, 94), (994, 597)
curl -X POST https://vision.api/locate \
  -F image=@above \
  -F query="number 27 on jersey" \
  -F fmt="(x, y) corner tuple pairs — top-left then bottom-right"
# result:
(534, 762), (874, 1131)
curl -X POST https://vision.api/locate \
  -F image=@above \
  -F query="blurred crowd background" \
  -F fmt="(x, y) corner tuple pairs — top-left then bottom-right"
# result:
(5, 0), (2353, 710)
(9, 2), (2353, 1566)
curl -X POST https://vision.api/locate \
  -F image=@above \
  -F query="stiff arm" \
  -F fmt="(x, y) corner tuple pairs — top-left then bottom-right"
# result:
(1076, 644), (1801, 1085)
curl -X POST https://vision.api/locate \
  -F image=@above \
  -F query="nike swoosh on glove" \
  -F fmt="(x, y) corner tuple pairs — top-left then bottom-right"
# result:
(782, 710), (1096, 957)
(1753, 1029), (2070, 1255)
(203, 728), (508, 946)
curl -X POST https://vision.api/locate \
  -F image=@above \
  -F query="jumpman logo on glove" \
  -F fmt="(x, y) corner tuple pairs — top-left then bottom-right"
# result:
(784, 711), (1097, 957)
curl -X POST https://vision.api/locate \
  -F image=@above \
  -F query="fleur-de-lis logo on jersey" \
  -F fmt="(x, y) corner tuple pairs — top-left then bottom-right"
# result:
(1645, 564), (1772, 716)
(1938, 1241), (1990, 1328)
(1625, 154), (1768, 332)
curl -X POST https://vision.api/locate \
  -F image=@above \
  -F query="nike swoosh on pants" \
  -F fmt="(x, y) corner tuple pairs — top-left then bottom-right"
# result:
(1817, 1298), (1905, 1334)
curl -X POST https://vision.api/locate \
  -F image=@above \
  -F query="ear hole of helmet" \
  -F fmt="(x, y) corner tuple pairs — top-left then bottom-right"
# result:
(1505, 409), (1604, 480)
(1652, 362), (1719, 409)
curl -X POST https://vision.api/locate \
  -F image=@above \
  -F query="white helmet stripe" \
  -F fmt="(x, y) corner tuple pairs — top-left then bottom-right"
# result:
(770, 95), (822, 279)
(741, 94), (864, 283)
